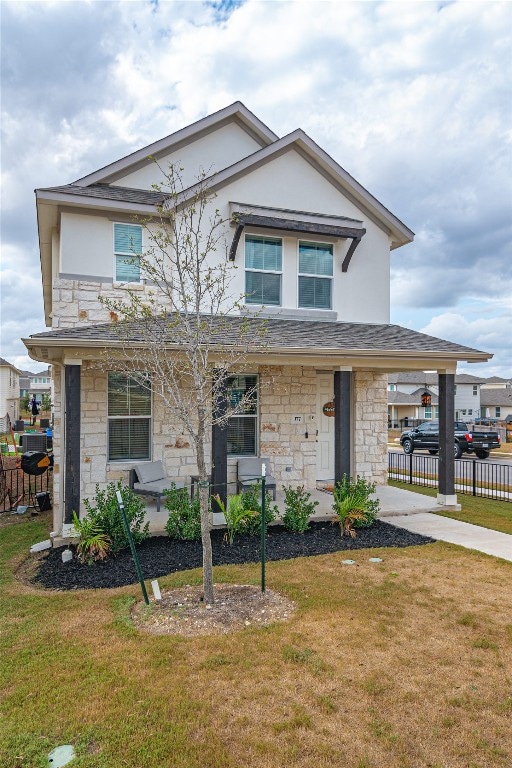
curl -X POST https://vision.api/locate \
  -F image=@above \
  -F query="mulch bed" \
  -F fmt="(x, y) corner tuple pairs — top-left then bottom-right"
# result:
(29, 520), (435, 591)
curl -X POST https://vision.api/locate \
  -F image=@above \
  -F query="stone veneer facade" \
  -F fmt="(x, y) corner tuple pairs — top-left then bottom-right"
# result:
(49, 279), (388, 530)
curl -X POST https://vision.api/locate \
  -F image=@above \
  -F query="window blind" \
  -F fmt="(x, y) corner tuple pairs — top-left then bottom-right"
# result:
(114, 223), (142, 282)
(108, 373), (151, 461)
(298, 242), (333, 309)
(227, 375), (258, 456)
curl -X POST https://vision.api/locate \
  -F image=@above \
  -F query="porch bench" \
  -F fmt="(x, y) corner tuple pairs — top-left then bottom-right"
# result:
(237, 457), (277, 500)
(129, 460), (185, 512)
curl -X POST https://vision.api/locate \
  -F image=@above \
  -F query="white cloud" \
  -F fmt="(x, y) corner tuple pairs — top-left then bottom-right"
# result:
(0, 0), (511, 375)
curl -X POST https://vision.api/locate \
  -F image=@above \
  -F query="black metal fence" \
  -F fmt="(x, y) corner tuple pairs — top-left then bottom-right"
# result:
(388, 452), (511, 502)
(0, 460), (52, 512)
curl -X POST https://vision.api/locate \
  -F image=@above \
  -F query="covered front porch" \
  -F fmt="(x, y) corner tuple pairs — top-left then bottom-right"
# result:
(138, 482), (438, 534)
(23, 315), (492, 539)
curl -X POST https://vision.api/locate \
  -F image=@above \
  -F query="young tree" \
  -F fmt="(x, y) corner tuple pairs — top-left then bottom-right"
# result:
(100, 165), (267, 604)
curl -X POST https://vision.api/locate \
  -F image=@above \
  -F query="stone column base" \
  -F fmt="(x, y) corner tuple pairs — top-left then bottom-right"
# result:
(435, 493), (461, 511)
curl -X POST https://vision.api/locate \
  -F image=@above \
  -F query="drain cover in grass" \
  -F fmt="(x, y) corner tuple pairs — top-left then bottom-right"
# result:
(342, 559), (356, 565)
(369, 557), (383, 563)
(48, 744), (75, 766)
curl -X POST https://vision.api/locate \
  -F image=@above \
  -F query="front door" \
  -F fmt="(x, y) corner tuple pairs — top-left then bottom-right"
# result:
(316, 373), (334, 480)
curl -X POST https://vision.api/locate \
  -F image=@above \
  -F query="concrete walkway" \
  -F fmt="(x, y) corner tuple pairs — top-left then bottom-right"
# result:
(377, 485), (512, 563)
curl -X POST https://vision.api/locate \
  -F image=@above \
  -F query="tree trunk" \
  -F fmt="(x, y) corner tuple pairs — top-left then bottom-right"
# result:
(196, 439), (214, 604)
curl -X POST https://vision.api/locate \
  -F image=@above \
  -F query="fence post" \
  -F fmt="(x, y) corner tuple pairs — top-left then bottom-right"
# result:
(473, 459), (477, 497)
(116, 490), (149, 605)
(408, 453), (413, 485)
(261, 465), (267, 593)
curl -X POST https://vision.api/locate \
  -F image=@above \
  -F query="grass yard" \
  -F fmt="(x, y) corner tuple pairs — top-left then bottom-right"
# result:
(1, 513), (512, 767)
(389, 480), (512, 535)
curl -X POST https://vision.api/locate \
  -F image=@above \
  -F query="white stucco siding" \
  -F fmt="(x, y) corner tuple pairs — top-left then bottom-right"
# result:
(113, 122), (265, 190)
(213, 150), (391, 323)
(455, 384), (480, 416)
(60, 212), (114, 278)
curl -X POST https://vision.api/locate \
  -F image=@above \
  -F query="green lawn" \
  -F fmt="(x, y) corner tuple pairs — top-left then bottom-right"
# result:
(1, 512), (512, 767)
(388, 480), (512, 535)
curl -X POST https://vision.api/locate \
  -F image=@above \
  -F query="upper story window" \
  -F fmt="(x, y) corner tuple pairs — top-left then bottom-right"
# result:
(108, 373), (151, 461)
(114, 223), (142, 283)
(245, 236), (282, 305)
(298, 242), (333, 310)
(388, 384), (397, 391)
(473, 385), (478, 396)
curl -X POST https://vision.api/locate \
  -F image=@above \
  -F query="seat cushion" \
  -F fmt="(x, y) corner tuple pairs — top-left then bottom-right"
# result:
(134, 460), (165, 484)
(133, 478), (185, 494)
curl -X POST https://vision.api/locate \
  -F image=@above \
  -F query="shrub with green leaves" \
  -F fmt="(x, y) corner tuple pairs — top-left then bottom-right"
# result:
(72, 511), (111, 564)
(282, 485), (318, 533)
(82, 481), (149, 554)
(213, 493), (258, 544)
(332, 474), (379, 537)
(164, 484), (202, 540)
(238, 483), (278, 536)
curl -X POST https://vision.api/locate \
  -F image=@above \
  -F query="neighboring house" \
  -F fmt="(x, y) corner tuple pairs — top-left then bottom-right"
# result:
(480, 377), (511, 390)
(19, 367), (52, 403)
(23, 102), (492, 538)
(388, 372), (489, 425)
(0, 357), (21, 427)
(480, 387), (512, 422)
(388, 389), (439, 429)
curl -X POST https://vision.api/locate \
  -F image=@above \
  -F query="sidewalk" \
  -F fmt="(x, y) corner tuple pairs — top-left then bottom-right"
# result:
(377, 485), (512, 562)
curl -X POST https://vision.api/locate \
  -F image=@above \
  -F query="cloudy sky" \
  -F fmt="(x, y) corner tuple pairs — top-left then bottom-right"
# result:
(1, 0), (511, 376)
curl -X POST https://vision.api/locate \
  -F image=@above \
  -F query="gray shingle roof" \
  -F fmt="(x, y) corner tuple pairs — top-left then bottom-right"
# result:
(388, 371), (488, 385)
(28, 315), (488, 357)
(480, 388), (512, 406)
(37, 183), (165, 206)
(388, 390), (439, 405)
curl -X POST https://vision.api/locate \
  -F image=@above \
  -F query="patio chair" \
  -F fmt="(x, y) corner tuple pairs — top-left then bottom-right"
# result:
(237, 457), (277, 500)
(129, 460), (185, 512)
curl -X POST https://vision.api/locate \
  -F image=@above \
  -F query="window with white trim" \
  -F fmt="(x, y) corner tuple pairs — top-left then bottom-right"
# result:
(473, 385), (478, 396)
(298, 241), (333, 309)
(496, 407), (501, 417)
(227, 375), (258, 456)
(108, 373), (151, 461)
(245, 236), (282, 305)
(114, 223), (142, 283)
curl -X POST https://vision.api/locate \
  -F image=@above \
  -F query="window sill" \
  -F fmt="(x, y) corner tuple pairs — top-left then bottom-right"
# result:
(242, 306), (337, 321)
(113, 281), (144, 291)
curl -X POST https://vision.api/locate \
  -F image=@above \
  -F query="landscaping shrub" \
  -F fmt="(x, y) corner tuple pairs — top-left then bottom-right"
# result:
(282, 485), (318, 533)
(332, 475), (379, 537)
(213, 493), (258, 544)
(238, 483), (278, 536)
(82, 480), (149, 553)
(72, 511), (111, 564)
(164, 484), (202, 540)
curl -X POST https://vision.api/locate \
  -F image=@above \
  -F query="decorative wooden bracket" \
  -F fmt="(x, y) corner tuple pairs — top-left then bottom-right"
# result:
(341, 234), (364, 272)
(229, 212), (366, 270)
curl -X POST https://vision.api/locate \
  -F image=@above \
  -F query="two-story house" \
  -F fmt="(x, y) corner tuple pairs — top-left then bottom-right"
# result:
(0, 357), (21, 429)
(23, 102), (492, 538)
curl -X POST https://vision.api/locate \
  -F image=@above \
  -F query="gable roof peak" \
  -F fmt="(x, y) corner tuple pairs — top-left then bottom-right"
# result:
(72, 102), (279, 188)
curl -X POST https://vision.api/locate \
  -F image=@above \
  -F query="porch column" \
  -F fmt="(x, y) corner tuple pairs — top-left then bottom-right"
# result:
(211, 369), (228, 510)
(438, 373), (458, 507)
(64, 364), (81, 525)
(334, 370), (352, 482)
